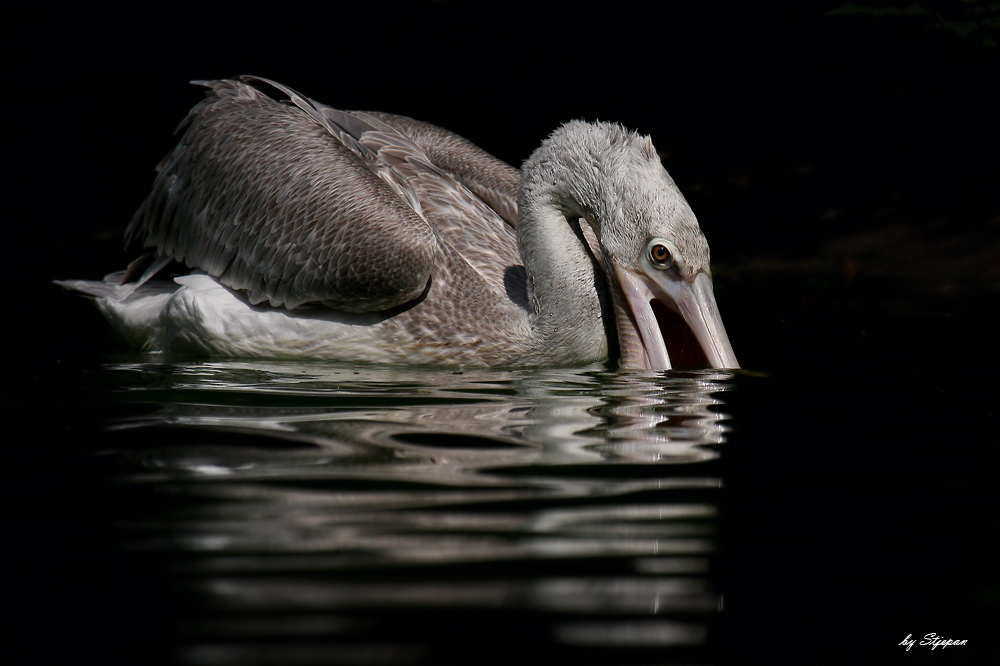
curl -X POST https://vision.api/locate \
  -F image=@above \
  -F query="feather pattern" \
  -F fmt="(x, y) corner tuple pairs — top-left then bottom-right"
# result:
(127, 78), (434, 311)
(61, 77), (740, 370)
(126, 77), (524, 313)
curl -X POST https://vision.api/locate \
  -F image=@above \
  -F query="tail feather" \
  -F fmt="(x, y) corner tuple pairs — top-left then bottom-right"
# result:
(54, 275), (179, 302)
(55, 275), (179, 351)
(54, 276), (126, 301)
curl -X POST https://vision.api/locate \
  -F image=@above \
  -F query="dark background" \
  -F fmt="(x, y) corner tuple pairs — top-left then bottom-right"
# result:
(10, 1), (997, 319)
(5, 2), (998, 664)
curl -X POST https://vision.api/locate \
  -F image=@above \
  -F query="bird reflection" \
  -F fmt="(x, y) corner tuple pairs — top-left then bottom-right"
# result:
(104, 361), (733, 661)
(112, 362), (731, 480)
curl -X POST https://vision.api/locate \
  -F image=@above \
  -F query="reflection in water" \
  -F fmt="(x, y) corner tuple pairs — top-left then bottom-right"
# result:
(103, 361), (733, 664)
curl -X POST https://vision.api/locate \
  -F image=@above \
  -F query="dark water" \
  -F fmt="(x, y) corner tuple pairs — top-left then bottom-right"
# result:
(7, 283), (998, 665)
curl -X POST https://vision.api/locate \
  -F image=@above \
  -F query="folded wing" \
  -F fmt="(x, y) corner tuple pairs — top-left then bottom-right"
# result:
(126, 78), (437, 312)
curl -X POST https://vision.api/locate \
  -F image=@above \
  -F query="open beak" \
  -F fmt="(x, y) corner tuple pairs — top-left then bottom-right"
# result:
(614, 267), (739, 371)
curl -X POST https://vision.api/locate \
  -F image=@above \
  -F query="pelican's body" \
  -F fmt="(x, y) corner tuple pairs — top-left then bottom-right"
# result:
(58, 77), (737, 369)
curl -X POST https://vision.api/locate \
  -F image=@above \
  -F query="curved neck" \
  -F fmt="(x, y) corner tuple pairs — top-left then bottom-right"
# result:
(517, 174), (612, 365)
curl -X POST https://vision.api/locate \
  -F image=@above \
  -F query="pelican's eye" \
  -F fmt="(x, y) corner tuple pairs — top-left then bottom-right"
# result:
(647, 240), (676, 270)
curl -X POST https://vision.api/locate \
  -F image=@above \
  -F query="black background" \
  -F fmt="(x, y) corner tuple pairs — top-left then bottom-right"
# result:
(5, 2), (998, 664)
(10, 1), (997, 317)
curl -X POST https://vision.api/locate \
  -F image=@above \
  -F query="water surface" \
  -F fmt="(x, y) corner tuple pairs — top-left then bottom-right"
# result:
(8, 290), (997, 666)
(22, 360), (735, 665)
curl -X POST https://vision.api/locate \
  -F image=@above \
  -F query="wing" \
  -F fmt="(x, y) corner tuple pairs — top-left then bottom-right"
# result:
(361, 112), (520, 228)
(125, 78), (436, 312)
(312, 103), (522, 299)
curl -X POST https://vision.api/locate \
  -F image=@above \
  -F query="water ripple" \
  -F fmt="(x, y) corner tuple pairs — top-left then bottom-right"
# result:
(96, 359), (734, 663)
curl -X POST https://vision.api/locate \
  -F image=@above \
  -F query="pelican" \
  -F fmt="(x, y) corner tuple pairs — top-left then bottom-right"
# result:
(57, 76), (738, 370)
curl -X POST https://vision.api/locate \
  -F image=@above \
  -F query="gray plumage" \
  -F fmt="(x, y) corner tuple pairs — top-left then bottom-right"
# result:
(83, 76), (738, 369)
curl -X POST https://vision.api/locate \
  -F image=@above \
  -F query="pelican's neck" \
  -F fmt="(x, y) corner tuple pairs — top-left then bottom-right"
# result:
(517, 150), (613, 365)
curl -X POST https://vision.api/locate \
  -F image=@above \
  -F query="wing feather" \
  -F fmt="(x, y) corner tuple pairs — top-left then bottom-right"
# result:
(316, 106), (522, 298)
(126, 78), (436, 312)
(361, 112), (520, 228)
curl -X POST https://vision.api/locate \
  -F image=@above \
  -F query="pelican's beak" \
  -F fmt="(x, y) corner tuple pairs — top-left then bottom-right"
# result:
(615, 267), (739, 371)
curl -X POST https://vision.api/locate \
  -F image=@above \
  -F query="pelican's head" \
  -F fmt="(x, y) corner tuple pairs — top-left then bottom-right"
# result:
(550, 121), (739, 370)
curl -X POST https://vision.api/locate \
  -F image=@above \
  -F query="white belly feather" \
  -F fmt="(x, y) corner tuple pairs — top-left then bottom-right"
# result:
(72, 274), (401, 362)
